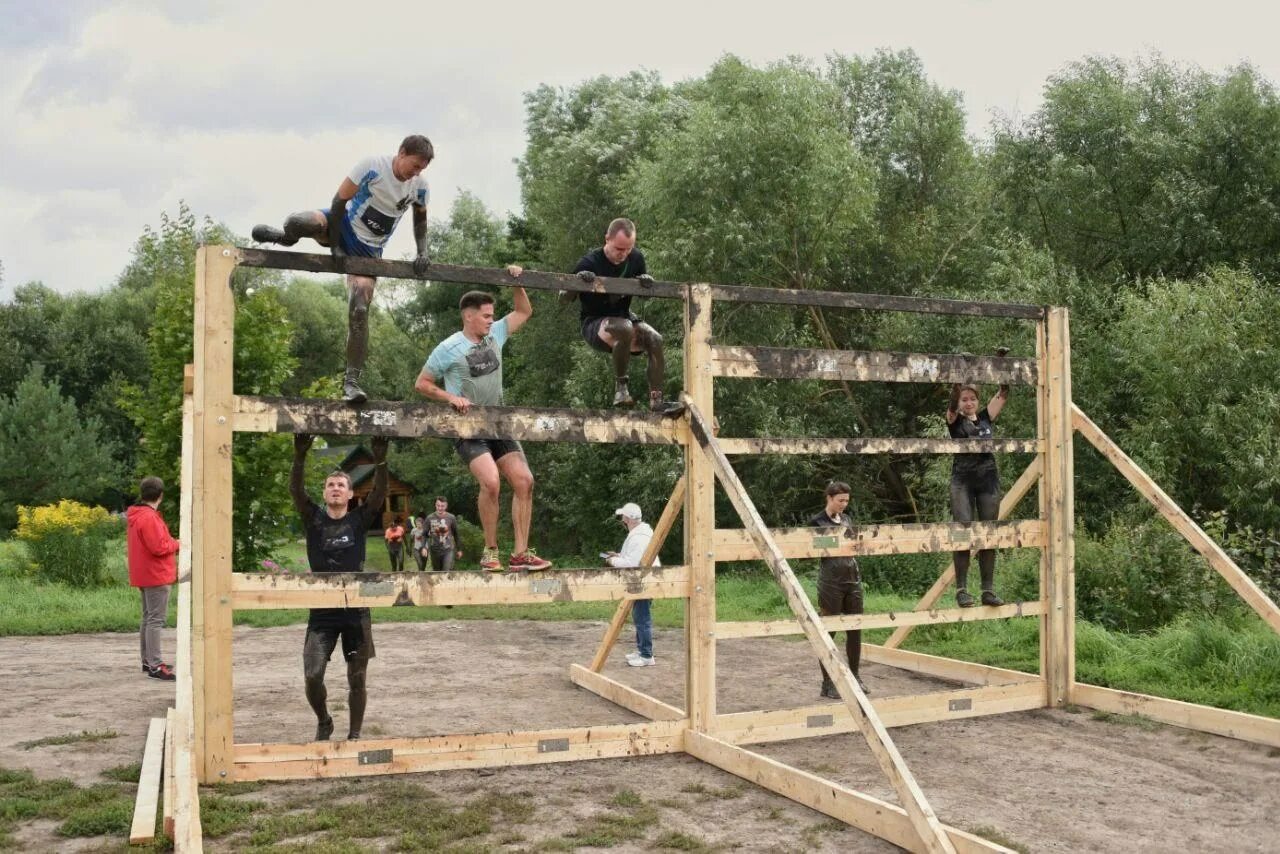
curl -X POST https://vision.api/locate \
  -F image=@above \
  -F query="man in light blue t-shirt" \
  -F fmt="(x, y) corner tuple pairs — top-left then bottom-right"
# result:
(414, 283), (553, 573)
(252, 134), (434, 405)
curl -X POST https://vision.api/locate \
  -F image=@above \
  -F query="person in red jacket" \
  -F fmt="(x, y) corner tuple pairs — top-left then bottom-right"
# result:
(126, 476), (181, 681)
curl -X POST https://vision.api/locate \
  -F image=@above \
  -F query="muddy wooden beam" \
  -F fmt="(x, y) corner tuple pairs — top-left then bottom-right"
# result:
(685, 733), (1012, 853)
(711, 346), (1037, 384)
(714, 601), (1044, 639)
(231, 566), (691, 609)
(231, 720), (685, 781)
(712, 520), (1044, 562)
(233, 395), (687, 445)
(712, 681), (1048, 744)
(235, 246), (687, 300)
(707, 282), (1043, 319)
(716, 437), (1040, 456)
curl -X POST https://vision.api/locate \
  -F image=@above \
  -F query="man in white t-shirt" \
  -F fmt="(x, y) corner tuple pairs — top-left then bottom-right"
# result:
(603, 502), (659, 666)
(251, 135), (434, 405)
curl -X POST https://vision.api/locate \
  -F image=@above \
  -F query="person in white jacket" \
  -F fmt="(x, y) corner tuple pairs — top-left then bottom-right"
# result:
(604, 502), (659, 666)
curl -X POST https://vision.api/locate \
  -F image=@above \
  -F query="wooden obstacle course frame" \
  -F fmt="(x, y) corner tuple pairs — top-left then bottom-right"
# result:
(167, 246), (1280, 853)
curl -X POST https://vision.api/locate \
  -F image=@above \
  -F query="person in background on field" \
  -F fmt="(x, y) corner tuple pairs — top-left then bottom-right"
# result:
(946, 346), (1011, 607)
(291, 434), (388, 741)
(425, 496), (462, 572)
(812, 481), (867, 698)
(411, 514), (428, 571)
(126, 476), (181, 681)
(603, 502), (660, 666)
(384, 517), (406, 571)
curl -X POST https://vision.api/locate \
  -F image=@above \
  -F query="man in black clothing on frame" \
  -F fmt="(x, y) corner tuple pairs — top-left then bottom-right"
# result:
(290, 433), (389, 742)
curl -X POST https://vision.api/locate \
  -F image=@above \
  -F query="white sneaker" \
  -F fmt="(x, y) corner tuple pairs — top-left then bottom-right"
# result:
(625, 651), (656, 667)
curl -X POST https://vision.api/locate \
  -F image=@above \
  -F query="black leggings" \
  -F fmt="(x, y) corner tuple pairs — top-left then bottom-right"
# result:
(951, 468), (1001, 591)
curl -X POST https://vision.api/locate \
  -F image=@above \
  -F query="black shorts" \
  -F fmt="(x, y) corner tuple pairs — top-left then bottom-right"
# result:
(304, 613), (375, 662)
(817, 564), (863, 616)
(455, 438), (523, 465)
(581, 314), (643, 355)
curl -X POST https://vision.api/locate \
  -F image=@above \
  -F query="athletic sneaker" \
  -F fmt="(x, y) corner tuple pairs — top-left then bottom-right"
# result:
(479, 547), (503, 572)
(625, 651), (656, 667)
(509, 549), (553, 571)
(981, 590), (1005, 607)
(315, 716), (334, 741)
(956, 589), (975, 608)
(250, 224), (286, 244)
(147, 663), (176, 681)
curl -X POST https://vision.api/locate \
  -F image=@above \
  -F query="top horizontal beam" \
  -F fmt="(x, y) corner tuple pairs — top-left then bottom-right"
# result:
(230, 246), (1046, 319)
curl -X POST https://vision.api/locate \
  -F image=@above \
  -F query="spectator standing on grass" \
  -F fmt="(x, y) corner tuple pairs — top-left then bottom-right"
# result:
(126, 476), (181, 681)
(603, 502), (659, 667)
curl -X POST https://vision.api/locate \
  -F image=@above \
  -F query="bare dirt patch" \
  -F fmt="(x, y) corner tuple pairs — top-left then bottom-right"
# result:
(1, 620), (1276, 852)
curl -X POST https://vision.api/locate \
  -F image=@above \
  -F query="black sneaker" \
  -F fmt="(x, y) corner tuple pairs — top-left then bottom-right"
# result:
(981, 590), (1004, 607)
(820, 681), (838, 699)
(956, 589), (975, 608)
(315, 716), (334, 741)
(251, 224), (286, 244)
(347, 731), (360, 741)
(856, 676), (870, 695)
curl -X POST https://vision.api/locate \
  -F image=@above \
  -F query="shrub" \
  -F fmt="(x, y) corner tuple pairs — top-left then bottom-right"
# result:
(15, 500), (119, 587)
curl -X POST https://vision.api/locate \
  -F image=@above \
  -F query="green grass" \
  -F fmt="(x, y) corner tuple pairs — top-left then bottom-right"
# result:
(0, 767), (137, 846)
(19, 730), (118, 750)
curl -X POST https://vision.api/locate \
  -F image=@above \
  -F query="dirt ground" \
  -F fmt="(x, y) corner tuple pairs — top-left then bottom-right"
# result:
(2, 619), (1277, 852)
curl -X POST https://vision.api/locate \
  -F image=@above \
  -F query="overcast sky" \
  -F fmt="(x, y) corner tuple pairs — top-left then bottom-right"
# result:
(2, 0), (1276, 296)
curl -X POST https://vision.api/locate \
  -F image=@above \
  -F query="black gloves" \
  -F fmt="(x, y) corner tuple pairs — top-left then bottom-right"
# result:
(576, 270), (596, 283)
(413, 252), (431, 277)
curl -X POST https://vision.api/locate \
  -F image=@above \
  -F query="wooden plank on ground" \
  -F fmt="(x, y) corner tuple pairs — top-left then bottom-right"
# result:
(129, 716), (167, 844)
(713, 681), (1048, 744)
(1073, 405), (1280, 635)
(1072, 683), (1280, 748)
(714, 601), (1043, 639)
(710, 345), (1037, 385)
(885, 459), (1042, 649)
(569, 664), (686, 721)
(231, 566), (690, 609)
(716, 436), (1041, 455)
(588, 475), (687, 671)
(685, 732), (1013, 853)
(687, 401), (955, 853)
(712, 520), (1044, 562)
(863, 644), (1040, 687)
(233, 395), (686, 444)
(231, 720), (685, 781)
(163, 707), (175, 836)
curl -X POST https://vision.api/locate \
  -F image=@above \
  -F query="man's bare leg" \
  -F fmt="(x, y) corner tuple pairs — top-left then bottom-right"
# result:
(469, 453), (502, 549)
(599, 318), (636, 407)
(344, 276), (376, 405)
(496, 452), (534, 554)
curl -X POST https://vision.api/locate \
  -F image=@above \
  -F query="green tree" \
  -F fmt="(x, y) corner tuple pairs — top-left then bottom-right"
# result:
(0, 365), (122, 530)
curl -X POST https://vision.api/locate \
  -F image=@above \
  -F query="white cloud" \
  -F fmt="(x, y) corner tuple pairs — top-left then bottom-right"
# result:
(2, 0), (1278, 294)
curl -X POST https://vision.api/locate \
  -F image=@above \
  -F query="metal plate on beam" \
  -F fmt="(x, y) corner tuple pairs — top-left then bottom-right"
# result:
(358, 749), (393, 765)
(359, 581), (395, 597)
(948, 698), (973, 712)
(811, 536), (839, 550)
(530, 578), (563, 596)
(537, 738), (570, 753)
(806, 714), (834, 728)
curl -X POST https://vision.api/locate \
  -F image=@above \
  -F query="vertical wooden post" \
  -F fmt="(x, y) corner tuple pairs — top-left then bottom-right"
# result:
(191, 245), (238, 782)
(684, 284), (716, 729)
(1042, 308), (1075, 706)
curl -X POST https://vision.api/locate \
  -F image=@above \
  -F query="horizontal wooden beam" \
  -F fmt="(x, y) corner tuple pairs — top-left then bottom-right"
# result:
(685, 732), (1014, 853)
(235, 246), (687, 299)
(1072, 682), (1280, 748)
(233, 395), (686, 444)
(232, 567), (690, 610)
(232, 720), (685, 781)
(711, 520), (1045, 562)
(716, 437), (1041, 456)
(714, 601), (1044, 640)
(568, 664), (686, 721)
(1073, 404), (1280, 635)
(863, 644), (1040, 687)
(713, 681), (1048, 744)
(707, 282), (1043, 320)
(711, 346), (1037, 384)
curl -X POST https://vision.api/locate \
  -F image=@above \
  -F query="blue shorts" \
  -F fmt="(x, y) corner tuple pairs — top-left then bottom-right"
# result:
(315, 208), (383, 259)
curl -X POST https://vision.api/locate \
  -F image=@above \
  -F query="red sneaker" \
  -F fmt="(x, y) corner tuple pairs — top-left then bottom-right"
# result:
(479, 547), (503, 572)
(508, 550), (552, 571)
(147, 663), (176, 681)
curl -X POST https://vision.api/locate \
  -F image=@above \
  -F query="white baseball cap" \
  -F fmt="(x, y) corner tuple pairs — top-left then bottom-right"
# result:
(614, 503), (643, 520)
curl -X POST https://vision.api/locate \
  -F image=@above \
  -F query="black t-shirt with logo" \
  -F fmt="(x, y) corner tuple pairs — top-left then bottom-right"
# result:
(810, 510), (859, 581)
(302, 499), (377, 627)
(949, 407), (997, 478)
(573, 247), (648, 321)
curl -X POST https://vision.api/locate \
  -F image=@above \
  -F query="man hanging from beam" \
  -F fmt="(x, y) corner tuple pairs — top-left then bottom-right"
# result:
(290, 433), (389, 742)
(251, 135), (434, 405)
(558, 218), (682, 413)
(414, 286), (553, 572)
